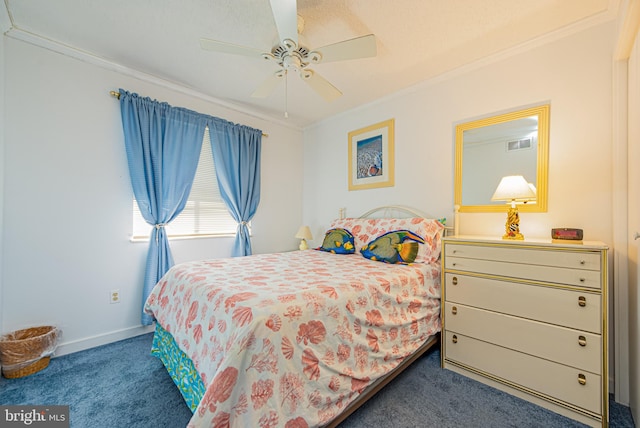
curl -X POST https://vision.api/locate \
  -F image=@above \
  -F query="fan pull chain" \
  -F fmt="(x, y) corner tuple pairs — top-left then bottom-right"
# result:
(284, 71), (289, 118)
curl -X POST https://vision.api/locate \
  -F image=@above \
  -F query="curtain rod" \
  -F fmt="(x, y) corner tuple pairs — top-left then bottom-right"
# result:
(109, 91), (268, 138)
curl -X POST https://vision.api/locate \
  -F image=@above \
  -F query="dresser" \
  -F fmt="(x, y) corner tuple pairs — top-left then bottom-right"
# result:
(441, 235), (609, 427)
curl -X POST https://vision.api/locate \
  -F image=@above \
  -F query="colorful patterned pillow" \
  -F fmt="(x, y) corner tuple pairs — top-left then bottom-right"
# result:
(328, 217), (444, 263)
(316, 228), (356, 254)
(360, 230), (425, 264)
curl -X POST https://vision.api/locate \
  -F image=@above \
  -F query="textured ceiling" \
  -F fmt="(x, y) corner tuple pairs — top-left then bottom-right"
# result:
(3, 0), (617, 128)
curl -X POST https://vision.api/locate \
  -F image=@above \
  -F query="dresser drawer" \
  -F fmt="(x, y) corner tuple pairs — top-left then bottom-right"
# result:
(445, 256), (601, 289)
(445, 243), (601, 271)
(444, 332), (601, 414)
(444, 273), (601, 333)
(444, 302), (601, 373)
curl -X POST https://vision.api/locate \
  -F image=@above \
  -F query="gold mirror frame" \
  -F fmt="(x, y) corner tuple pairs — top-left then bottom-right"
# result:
(454, 104), (550, 213)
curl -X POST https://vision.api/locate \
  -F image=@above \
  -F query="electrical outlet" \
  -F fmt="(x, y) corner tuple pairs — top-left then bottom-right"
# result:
(110, 289), (120, 304)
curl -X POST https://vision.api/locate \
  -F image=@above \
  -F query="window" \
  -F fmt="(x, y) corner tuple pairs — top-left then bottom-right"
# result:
(132, 127), (241, 239)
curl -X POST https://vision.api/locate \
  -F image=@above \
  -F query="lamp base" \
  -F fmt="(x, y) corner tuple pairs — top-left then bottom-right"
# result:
(502, 232), (525, 240)
(502, 206), (525, 240)
(299, 239), (308, 251)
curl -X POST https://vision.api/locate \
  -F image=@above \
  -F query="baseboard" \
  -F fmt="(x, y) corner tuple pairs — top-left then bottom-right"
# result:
(53, 325), (155, 357)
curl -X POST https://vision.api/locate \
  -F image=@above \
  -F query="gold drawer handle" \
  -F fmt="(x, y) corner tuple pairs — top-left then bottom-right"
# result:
(578, 373), (587, 385)
(451, 306), (458, 315)
(452, 334), (458, 344)
(452, 262), (457, 267)
(580, 260), (586, 265)
(579, 278), (586, 283)
(452, 276), (458, 285)
(578, 335), (587, 347)
(578, 296), (587, 307)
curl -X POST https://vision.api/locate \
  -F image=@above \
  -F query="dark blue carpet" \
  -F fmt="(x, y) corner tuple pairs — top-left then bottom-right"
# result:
(0, 333), (635, 427)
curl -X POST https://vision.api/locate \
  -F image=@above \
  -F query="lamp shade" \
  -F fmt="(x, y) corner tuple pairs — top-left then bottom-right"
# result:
(491, 175), (536, 202)
(295, 226), (313, 241)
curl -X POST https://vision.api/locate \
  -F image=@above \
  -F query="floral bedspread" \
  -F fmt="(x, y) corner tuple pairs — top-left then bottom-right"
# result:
(144, 250), (441, 428)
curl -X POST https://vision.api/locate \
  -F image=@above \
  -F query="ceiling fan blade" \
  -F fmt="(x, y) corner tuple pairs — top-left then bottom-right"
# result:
(314, 34), (377, 63)
(199, 38), (263, 57)
(300, 70), (342, 102)
(269, 0), (298, 45)
(251, 71), (285, 98)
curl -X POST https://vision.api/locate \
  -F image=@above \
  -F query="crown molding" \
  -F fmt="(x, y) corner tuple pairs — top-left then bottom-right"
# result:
(308, 2), (620, 131)
(615, 0), (640, 60)
(4, 27), (302, 132)
(1, 0), (12, 34)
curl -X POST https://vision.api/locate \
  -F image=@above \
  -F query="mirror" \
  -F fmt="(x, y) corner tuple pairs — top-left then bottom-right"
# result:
(454, 104), (549, 213)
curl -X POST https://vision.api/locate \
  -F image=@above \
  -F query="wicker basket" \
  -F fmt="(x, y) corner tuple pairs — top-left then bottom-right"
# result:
(0, 326), (58, 379)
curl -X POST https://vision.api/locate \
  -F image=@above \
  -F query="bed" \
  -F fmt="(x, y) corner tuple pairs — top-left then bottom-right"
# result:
(144, 207), (445, 427)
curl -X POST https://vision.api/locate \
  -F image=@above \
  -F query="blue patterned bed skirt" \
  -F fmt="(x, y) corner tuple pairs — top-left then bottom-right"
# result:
(151, 324), (205, 412)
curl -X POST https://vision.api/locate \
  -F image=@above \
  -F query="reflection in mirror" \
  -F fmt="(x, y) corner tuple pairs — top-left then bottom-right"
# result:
(454, 104), (549, 213)
(462, 117), (538, 205)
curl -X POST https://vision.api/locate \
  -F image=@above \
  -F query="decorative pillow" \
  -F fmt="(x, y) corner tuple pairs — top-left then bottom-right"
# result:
(316, 228), (356, 254)
(328, 217), (444, 263)
(360, 230), (425, 264)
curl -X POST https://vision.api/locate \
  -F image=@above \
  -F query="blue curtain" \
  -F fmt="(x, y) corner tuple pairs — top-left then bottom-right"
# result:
(208, 118), (262, 257)
(119, 89), (207, 325)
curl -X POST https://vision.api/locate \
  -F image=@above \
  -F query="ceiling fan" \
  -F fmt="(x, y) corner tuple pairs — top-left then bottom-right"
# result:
(199, 0), (377, 107)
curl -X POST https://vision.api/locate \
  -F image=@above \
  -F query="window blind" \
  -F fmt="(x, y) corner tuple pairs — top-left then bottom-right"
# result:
(132, 127), (241, 239)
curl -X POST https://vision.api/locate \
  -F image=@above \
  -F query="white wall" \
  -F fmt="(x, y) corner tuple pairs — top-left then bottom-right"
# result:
(303, 19), (618, 382)
(1, 37), (304, 354)
(627, 21), (640, 422)
(0, 12), (9, 353)
(305, 22), (614, 244)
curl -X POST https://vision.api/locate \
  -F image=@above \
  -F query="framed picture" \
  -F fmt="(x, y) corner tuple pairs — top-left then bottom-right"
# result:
(348, 118), (395, 191)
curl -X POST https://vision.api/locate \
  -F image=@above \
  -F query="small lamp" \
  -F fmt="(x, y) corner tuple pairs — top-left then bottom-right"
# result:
(491, 175), (537, 240)
(295, 226), (313, 250)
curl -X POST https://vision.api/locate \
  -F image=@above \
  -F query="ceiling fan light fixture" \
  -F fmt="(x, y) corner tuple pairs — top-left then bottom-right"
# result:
(282, 54), (302, 71)
(282, 39), (297, 51)
(308, 51), (322, 63)
(199, 1), (377, 108)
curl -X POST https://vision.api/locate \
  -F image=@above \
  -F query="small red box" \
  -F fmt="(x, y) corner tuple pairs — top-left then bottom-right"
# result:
(551, 228), (583, 241)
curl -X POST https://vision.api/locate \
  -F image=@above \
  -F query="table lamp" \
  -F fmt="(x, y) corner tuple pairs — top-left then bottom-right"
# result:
(491, 175), (537, 240)
(295, 226), (313, 250)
